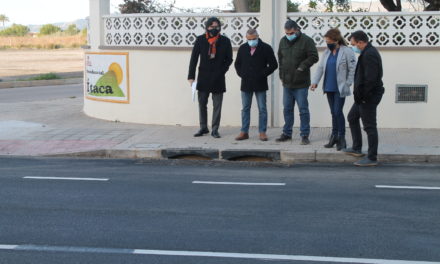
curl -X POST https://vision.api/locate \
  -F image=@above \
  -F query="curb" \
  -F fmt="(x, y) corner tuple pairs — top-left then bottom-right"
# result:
(0, 78), (83, 89)
(44, 148), (440, 164)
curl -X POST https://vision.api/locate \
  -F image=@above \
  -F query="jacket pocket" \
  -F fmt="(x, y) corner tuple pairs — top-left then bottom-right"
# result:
(292, 69), (307, 85)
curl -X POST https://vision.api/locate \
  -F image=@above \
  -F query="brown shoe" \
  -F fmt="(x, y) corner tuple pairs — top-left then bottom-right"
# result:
(259, 133), (268, 141)
(235, 132), (249, 141)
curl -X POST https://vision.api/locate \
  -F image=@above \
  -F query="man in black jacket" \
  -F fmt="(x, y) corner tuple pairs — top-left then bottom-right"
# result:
(234, 29), (278, 141)
(188, 17), (233, 138)
(344, 30), (385, 166)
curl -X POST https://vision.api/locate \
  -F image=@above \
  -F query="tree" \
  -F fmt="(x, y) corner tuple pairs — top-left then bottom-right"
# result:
(380, 0), (439, 10)
(81, 28), (87, 38)
(232, 0), (300, 12)
(0, 14), (9, 28)
(424, 0), (440, 10)
(0, 24), (29, 36)
(65, 24), (80, 35)
(39, 24), (61, 35)
(118, 0), (176, 13)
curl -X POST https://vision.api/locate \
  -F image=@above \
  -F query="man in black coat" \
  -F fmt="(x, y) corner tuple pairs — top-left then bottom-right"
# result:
(234, 29), (278, 141)
(188, 17), (233, 138)
(344, 30), (385, 166)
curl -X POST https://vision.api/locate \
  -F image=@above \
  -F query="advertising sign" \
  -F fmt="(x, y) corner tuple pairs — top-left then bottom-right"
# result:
(85, 52), (129, 103)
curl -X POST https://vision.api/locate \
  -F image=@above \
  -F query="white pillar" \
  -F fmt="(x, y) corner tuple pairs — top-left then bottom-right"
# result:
(89, 0), (110, 50)
(259, 0), (287, 127)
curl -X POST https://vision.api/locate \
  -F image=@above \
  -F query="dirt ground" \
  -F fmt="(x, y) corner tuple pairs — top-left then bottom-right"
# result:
(0, 49), (83, 78)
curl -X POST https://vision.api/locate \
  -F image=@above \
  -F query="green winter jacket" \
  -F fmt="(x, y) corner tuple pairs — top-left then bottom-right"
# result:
(278, 33), (319, 89)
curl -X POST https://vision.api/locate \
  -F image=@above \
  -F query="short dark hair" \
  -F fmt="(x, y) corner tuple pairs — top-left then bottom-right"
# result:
(349, 30), (369, 43)
(205, 17), (221, 29)
(284, 19), (300, 30)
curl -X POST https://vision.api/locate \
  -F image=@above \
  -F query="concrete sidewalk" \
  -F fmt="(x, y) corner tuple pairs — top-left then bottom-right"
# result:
(1, 95), (439, 163)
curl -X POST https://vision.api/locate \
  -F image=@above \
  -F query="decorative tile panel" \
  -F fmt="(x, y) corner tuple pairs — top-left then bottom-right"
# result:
(288, 12), (440, 47)
(103, 13), (260, 48)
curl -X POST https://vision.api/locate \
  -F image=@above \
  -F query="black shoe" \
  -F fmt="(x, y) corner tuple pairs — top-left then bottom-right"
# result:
(324, 135), (338, 148)
(354, 157), (378, 167)
(275, 134), (292, 142)
(336, 137), (346, 151)
(300, 136), (310, 145)
(194, 129), (209, 137)
(343, 148), (365, 157)
(211, 131), (221, 138)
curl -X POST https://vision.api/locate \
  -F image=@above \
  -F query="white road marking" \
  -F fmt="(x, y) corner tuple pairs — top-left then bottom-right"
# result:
(0, 245), (17, 250)
(0, 244), (439, 264)
(23, 176), (109, 181)
(375, 185), (440, 190)
(192, 181), (285, 186)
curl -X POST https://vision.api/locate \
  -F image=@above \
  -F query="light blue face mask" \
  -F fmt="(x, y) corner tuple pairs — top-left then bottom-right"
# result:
(352, 46), (362, 54)
(286, 34), (297, 41)
(247, 39), (258, 47)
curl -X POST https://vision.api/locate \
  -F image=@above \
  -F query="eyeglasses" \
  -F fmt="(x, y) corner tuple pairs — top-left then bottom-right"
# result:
(285, 32), (296, 35)
(208, 26), (221, 30)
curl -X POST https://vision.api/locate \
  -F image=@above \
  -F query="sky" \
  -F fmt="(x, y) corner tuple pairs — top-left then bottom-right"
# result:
(0, 0), (231, 26)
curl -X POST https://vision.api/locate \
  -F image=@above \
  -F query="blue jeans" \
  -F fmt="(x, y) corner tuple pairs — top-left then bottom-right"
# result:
(326, 91), (346, 137)
(241, 91), (267, 133)
(282, 87), (310, 137)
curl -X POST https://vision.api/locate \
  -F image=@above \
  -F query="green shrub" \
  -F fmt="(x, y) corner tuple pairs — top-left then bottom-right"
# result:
(65, 24), (80, 35)
(0, 24), (30, 36)
(39, 24), (61, 35)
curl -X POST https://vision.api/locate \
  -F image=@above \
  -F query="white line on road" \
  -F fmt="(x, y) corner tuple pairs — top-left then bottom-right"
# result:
(375, 185), (440, 190)
(192, 181), (285, 186)
(23, 176), (109, 181)
(0, 244), (439, 264)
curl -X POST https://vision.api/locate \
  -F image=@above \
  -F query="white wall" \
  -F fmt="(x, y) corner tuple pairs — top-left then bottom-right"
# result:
(84, 48), (440, 129)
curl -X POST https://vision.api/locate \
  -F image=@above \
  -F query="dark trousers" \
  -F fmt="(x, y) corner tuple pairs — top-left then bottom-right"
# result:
(347, 102), (379, 161)
(326, 91), (346, 137)
(198, 91), (223, 133)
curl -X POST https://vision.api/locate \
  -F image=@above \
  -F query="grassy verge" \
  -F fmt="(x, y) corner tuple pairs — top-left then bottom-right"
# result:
(18, 73), (61, 81)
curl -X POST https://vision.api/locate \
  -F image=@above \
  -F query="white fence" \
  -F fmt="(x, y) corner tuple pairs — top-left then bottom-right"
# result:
(102, 11), (439, 48)
(288, 12), (440, 47)
(103, 13), (259, 47)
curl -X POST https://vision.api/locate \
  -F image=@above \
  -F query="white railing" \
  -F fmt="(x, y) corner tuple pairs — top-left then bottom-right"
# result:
(102, 11), (439, 48)
(289, 12), (440, 47)
(103, 13), (260, 48)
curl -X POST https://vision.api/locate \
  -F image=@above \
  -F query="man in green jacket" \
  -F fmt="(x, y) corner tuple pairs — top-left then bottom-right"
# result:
(276, 20), (319, 145)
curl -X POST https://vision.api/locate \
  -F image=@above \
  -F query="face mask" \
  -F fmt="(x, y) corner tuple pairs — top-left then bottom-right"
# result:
(208, 28), (220, 37)
(352, 46), (362, 54)
(247, 39), (258, 47)
(286, 34), (297, 41)
(327, 43), (337, 51)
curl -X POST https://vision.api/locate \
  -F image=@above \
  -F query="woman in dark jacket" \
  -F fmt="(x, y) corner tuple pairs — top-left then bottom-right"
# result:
(188, 17), (233, 138)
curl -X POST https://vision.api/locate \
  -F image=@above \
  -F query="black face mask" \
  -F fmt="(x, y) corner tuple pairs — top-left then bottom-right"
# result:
(327, 43), (337, 51)
(208, 28), (220, 37)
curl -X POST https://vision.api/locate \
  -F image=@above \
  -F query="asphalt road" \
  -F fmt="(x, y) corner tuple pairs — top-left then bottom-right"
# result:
(0, 84), (82, 103)
(0, 158), (439, 264)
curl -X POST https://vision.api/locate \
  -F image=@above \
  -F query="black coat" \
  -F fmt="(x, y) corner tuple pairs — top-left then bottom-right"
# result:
(188, 34), (233, 93)
(234, 39), (278, 92)
(353, 42), (384, 104)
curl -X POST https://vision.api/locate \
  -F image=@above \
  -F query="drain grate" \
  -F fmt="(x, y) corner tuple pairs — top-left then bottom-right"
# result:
(396, 84), (427, 103)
